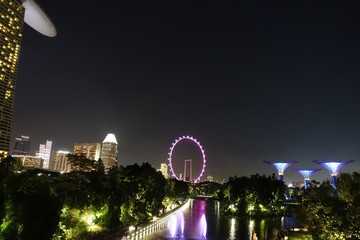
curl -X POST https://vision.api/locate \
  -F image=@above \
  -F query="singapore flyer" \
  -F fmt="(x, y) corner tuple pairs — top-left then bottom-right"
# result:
(168, 135), (206, 183)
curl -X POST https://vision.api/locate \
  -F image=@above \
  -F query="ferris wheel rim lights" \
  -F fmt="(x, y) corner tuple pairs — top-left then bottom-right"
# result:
(168, 135), (206, 183)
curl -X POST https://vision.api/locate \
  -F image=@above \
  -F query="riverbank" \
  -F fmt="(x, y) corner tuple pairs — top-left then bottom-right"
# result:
(104, 198), (190, 240)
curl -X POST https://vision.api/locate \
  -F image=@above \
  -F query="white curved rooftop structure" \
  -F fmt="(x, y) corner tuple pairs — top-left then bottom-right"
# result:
(22, 0), (57, 37)
(103, 133), (118, 144)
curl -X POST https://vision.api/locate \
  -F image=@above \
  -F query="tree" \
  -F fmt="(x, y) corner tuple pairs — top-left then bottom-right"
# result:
(297, 175), (360, 239)
(1, 172), (61, 240)
(67, 154), (95, 172)
(0, 156), (22, 228)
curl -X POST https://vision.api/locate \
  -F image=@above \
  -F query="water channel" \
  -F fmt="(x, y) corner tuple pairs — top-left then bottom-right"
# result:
(119, 199), (299, 240)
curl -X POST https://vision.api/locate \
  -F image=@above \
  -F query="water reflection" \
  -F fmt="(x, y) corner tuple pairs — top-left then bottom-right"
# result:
(118, 199), (300, 240)
(248, 220), (254, 240)
(200, 214), (207, 238)
(229, 218), (236, 240)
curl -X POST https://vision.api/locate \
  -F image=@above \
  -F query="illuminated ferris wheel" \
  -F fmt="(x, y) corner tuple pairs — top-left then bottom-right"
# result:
(168, 136), (206, 183)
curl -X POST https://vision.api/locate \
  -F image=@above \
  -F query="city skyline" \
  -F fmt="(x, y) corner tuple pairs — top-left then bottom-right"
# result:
(10, 1), (360, 182)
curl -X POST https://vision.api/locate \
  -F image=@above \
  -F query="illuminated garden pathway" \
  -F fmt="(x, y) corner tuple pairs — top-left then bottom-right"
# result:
(115, 199), (299, 240)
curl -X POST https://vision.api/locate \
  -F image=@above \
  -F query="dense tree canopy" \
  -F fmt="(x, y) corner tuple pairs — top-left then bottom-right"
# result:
(221, 174), (286, 216)
(0, 156), (167, 240)
(297, 172), (360, 239)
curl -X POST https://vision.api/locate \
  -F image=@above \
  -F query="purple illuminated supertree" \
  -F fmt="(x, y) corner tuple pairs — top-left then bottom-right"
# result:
(292, 169), (322, 189)
(313, 160), (355, 189)
(263, 161), (298, 182)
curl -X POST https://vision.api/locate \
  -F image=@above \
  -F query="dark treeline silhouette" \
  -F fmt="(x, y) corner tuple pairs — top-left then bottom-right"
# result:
(0, 156), (188, 240)
(1, 156), (360, 239)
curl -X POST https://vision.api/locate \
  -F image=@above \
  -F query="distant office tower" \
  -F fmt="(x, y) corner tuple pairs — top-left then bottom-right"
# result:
(293, 169), (322, 189)
(263, 161), (298, 182)
(52, 150), (71, 172)
(12, 154), (42, 168)
(36, 140), (52, 169)
(160, 163), (169, 179)
(313, 160), (354, 189)
(100, 133), (118, 169)
(13, 135), (31, 155)
(184, 159), (192, 182)
(73, 142), (101, 160)
(0, 1), (55, 159)
(207, 175), (213, 182)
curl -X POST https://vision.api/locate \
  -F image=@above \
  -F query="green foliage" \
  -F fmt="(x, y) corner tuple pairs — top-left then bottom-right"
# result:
(297, 173), (360, 239)
(221, 174), (286, 216)
(165, 178), (189, 200)
(0, 157), (23, 229)
(0, 156), (22, 180)
(0, 160), (167, 239)
(119, 163), (166, 227)
(191, 181), (222, 196)
(1, 172), (61, 240)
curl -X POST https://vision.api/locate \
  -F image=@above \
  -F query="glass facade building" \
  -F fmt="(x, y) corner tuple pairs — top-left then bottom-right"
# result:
(0, 0), (24, 159)
(100, 133), (118, 169)
(36, 140), (52, 169)
(0, 0), (55, 160)
(13, 134), (30, 155)
(73, 142), (101, 161)
(52, 150), (71, 172)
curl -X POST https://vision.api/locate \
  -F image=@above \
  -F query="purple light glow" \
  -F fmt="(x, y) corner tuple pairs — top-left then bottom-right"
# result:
(263, 161), (298, 176)
(169, 214), (177, 238)
(293, 169), (322, 180)
(200, 214), (207, 238)
(313, 160), (354, 176)
(168, 136), (206, 183)
(179, 212), (185, 234)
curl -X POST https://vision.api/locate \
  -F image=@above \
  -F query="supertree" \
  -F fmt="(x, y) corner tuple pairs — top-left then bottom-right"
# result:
(263, 161), (298, 182)
(313, 160), (354, 189)
(292, 169), (322, 189)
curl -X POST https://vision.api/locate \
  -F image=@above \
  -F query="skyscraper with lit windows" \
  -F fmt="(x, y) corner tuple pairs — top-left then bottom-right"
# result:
(36, 140), (52, 169)
(0, 1), (24, 159)
(100, 133), (118, 169)
(0, 0), (56, 159)
(73, 142), (101, 161)
(160, 163), (169, 179)
(13, 135), (30, 155)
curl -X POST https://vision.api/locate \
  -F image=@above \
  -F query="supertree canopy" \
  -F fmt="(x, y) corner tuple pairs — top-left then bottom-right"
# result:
(293, 169), (322, 189)
(313, 160), (354, 188)
(263, 161), (298, 182)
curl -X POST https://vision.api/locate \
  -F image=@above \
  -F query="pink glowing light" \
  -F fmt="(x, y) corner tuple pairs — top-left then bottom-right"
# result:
(168, 136), (206, 183)
(200, 214), (207, 238)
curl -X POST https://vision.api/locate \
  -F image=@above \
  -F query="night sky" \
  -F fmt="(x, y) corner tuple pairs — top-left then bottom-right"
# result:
(11, 1), (360, 183)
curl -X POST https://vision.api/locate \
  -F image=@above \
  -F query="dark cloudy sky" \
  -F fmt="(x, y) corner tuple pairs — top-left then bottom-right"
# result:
(11, 1), (360, 183)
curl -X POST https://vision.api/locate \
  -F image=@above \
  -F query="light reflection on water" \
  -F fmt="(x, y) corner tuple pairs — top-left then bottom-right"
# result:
(118, 199), (300, 240)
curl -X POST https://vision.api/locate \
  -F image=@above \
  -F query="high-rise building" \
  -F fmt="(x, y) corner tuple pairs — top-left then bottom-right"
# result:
(73, 142), (101, 161)
(13, 135), (30, 155)
(0, 0), (55, 160)
(207, 175), (213, 182)
(52, 150), (71, 173)
(160, 163), (169, 179)
(100, 133), (118, 169)
(36, 140), (52, 169)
